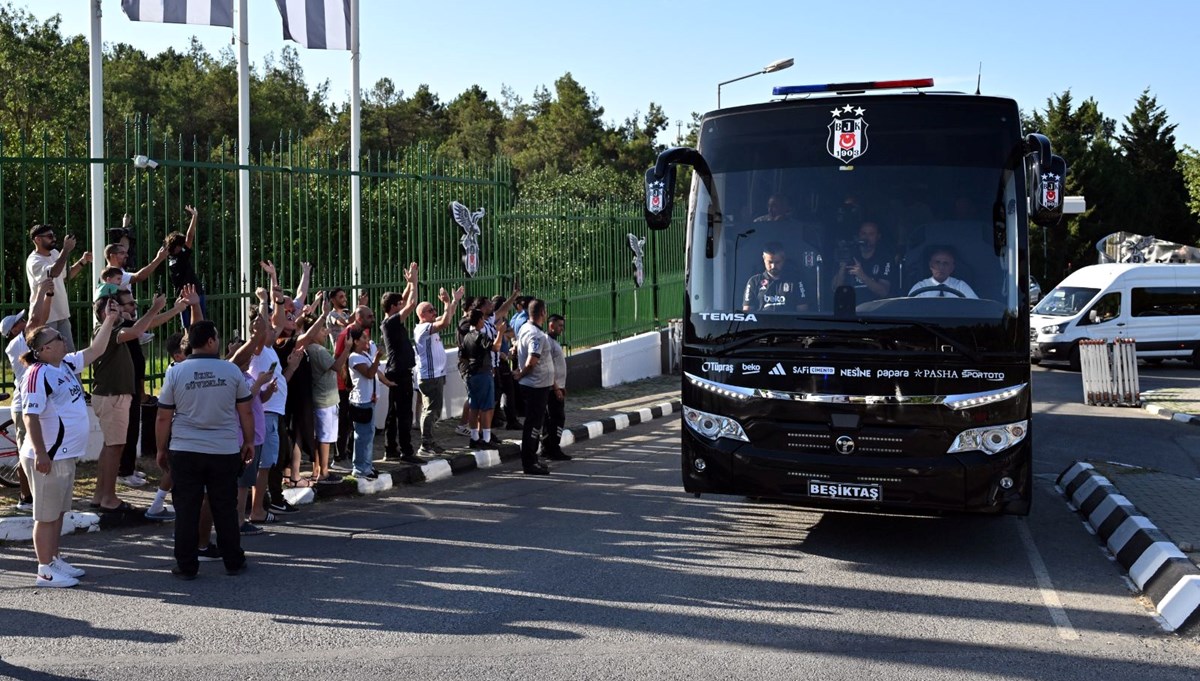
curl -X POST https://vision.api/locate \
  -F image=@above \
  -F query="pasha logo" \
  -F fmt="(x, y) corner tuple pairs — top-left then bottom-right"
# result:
(827, 105), (868, 164)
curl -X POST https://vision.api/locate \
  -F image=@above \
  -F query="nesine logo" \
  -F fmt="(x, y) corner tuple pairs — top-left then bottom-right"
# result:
(698, 312), (758, 322)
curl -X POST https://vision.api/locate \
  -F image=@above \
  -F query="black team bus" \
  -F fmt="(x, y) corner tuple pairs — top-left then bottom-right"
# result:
(644, 78), (1066, 515)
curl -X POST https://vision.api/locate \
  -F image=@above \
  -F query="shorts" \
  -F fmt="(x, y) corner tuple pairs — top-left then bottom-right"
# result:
(238, 444), (264, 488)
(92, 394), (132, 446)
(466, 372), (496, 410)
(20, 456), (77, 522)
(260, 412), (281, 468)
(314, 405), (338, 444)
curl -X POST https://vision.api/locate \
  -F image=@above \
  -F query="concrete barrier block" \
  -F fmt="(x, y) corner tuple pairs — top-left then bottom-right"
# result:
(473, 450), (502, 468)
(421, 459), (453, 483)
(355, 472), (393, 495)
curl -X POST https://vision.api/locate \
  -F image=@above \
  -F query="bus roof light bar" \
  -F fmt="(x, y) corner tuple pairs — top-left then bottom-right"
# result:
(773, 78), (934, 96)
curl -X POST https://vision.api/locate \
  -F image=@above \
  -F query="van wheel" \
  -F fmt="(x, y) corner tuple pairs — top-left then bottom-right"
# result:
(1068, 345), (1082, 372)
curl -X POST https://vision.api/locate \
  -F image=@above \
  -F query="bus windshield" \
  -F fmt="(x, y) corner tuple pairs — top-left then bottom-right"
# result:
(686, 96), (1026, 339)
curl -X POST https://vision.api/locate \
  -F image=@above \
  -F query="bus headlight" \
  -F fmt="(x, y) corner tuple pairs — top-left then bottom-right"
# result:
(683, 406), (749, 443)
(947, 420), (1028, 455)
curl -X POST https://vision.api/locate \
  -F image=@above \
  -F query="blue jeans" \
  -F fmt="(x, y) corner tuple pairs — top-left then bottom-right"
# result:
(351, 402), (375, 476)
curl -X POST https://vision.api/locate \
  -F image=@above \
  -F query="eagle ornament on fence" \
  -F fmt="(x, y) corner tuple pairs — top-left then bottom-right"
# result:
(451, 201), (485, 277)
(628, 233), (646, 288)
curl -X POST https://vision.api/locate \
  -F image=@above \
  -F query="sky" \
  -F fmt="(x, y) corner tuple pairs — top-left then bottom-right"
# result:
(27, 0), (1200, 150)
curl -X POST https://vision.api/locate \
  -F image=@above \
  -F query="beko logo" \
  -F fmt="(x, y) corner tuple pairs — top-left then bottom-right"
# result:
(962, 369), (1005, 381)
(698, 312), (758, 322)
(701, 361), (734, 373)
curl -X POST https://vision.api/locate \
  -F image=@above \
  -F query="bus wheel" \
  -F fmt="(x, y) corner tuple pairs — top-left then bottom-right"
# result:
(1068, 345), (1082, 372)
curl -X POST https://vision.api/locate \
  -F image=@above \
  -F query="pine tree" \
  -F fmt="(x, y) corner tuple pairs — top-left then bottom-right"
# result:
(1118, 89), (1198, 246)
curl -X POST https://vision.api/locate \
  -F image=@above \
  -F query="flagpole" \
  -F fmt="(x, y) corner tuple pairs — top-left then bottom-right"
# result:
(88, 0), (105, 288)
(237, 0), (251, 306)
(349, 0), (362, 293)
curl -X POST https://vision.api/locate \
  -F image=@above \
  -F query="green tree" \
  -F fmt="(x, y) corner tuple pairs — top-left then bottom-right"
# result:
(1027, 91), (1125, 282)
(1117, 89), (1198, 246)
(437, 85), (501, 162)
(0, 5), (88, 135)
(1182, 145), (1200, 223)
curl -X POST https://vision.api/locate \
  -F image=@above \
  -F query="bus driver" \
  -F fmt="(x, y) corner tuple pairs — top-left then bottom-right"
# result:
(908, 247), (978, 299)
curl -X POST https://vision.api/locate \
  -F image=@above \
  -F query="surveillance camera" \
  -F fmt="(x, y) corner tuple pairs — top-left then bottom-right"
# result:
(132, 155), (159, 170)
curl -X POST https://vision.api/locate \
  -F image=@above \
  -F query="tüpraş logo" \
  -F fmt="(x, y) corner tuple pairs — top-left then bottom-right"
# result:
(701, 361), (734, 373)
(698, 312), (758, 322)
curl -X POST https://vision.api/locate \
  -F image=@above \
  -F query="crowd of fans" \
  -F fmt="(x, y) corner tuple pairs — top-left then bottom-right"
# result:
(4, 212), (570, 586)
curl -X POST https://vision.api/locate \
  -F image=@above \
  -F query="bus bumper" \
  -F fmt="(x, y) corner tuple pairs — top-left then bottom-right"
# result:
(681, 429), (1032, 515)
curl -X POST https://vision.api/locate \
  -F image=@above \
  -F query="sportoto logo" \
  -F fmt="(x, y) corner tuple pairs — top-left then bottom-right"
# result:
(828, 105), (868, 164)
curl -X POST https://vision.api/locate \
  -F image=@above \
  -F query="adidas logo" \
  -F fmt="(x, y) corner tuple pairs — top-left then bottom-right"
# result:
(769, 363), (787, 376)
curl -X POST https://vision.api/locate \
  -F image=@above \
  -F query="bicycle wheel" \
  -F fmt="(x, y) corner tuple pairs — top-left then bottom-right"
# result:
(0, 419), (21, 488)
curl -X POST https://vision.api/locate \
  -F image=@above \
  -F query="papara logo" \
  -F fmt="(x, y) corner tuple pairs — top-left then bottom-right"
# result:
(698, 312), (758, 322)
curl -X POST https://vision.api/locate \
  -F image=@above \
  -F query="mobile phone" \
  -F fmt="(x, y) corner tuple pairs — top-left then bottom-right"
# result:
(269, 361), (278, 373)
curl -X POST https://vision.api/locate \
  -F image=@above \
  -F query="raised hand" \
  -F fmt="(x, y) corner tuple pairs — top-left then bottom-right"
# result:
(80, 251), (93, 264)
(404, 262), (418, 283)
(62, 234), (77, 253)
(301, 261), (312, 274)
(150, 293), (167, 312)
(438, 287), (449, 304)
(184, 205), (197, 219)
(259, 260), (276, 277)
(452, 285), (465, 302)
(182, 283), (200, 307)
(123, 213), (133, 228)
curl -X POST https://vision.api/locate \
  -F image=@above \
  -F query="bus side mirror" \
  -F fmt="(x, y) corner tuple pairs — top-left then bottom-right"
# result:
(644, 164), (677, 230)
(1031, 155), (1067, 227)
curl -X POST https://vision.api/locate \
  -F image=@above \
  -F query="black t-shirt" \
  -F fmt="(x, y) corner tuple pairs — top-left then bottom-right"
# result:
(381, 313), (415, 375)
(277, 336), (313, 411)
(121, 319), (147, 389)
(743, 272), (807, 311)
(850, 251), (894, 302)
(459, 328), (494, 376)
(167, 246), (202, 292)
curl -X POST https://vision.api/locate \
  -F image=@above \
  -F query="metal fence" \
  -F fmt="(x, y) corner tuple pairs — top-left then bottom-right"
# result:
(1, 119), (685, 391)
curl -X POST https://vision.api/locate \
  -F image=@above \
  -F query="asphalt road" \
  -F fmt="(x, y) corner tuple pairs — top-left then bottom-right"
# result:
(2, 375), (1199, 680)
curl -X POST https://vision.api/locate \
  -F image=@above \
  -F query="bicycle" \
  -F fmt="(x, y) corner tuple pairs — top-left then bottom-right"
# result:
(1, 418), (20, 488)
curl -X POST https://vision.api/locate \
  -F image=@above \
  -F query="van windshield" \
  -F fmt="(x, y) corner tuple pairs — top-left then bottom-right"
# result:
(1033, 286), (1100, 317)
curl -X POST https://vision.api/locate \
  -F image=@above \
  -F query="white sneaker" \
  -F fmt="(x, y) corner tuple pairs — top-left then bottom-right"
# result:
(50, 556), (86, 578)
(132, 470), (148, 480)
(139, 332), (155, 345)
(117, 474), (147, 487)
(454, 425), (471, 437)
(35, 570), (79, 588)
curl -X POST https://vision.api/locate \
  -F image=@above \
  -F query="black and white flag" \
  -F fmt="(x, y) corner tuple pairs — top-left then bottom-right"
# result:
(275, 0), (351, 50)
(121, 0), (233, 27)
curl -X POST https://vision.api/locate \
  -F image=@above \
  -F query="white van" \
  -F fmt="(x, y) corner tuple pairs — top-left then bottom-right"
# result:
(1030, 263), (1200, 370)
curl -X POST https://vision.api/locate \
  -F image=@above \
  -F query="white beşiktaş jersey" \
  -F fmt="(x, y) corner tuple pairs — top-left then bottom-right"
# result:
(414, 322), (447, 380)
(18, 352), (88, 461)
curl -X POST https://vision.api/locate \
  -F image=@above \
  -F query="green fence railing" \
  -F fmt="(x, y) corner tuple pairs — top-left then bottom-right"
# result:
(1, 119), (685, 392)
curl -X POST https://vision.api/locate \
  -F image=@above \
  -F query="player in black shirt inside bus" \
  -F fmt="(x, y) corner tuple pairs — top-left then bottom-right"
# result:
(743, 241), (809, 312)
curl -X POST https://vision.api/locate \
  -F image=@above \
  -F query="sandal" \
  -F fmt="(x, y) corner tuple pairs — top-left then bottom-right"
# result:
(249, 511), (278, 524)
(283, 477), (313, 488)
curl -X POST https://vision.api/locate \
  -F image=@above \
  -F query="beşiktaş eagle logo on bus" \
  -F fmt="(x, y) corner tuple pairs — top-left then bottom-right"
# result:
(646, 179), (666, 214)
(828, 105), (868, 164)
(697, 312), (758, 322)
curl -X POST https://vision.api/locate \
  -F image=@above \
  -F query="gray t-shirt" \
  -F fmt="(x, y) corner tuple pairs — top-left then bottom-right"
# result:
(306, 344), (340, 409)
(158, 354), (252, 454)
(516, 322), (554, 389)
(546, 335), (566, 390)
